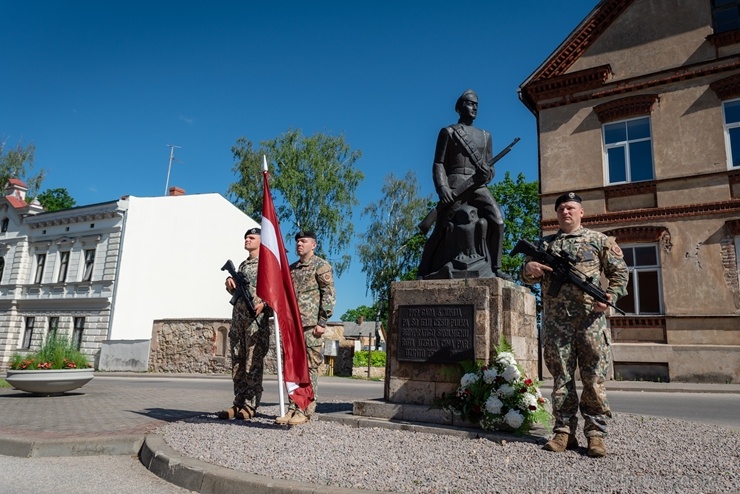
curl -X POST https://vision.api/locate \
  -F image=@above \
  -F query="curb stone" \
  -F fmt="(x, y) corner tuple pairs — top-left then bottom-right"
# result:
(141, 433), (396, 494)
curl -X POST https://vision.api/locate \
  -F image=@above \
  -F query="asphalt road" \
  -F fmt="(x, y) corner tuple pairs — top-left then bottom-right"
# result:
(1, 375), (738, 494)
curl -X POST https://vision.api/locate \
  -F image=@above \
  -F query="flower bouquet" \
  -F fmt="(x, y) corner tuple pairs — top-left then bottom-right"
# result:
(435, 339), (550, 435)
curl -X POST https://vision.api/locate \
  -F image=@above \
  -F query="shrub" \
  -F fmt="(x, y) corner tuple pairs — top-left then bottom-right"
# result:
(353, 350), (386, 368)
(9, 334), (90, 370)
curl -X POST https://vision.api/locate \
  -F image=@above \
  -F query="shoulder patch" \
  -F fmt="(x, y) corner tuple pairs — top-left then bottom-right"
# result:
(606, 237), (623, 258)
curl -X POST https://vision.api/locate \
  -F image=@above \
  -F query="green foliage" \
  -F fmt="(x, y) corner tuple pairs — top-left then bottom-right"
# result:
(0, 379), (10, 388)
(357, 171), (431, 321)
(340, 305), (377, 322)
(0, 137), (46, 197)
(353, 350), (386, 368)
(488, 171), (540, 279)
(228, 129), (363, 276)
(9, 334), (90, 370)
(36, 188), (77, 212)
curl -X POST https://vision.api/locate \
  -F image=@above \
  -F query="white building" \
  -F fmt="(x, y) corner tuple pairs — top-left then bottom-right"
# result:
(0, 180), (258, 371)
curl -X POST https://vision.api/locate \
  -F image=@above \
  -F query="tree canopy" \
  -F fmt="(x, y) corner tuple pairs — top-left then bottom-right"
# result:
(357, 171), (431, 323)
(488, 170), (541, 280)
(340, 304), (377, 323)
(0, 138), (45, 197)
(37, 188), (77, 212)
(228, 129), (363, 276)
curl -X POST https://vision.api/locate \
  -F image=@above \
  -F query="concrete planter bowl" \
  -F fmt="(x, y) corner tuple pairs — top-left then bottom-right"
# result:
(5, 368), (95, 395)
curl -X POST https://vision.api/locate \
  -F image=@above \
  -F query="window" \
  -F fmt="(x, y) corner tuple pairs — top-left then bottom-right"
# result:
(72, 317), (85, 350)
(34, 254), (46, 284)
(1, 218), (8, 232)
(23, 317), (35, 349)
(722, 99), (740, 168)
(603, 116), (654, 184)
(57, 251), (70, 282)
(0, 257), (4, 284)
(713, 0), (740, 33)
(616, 244), (663, 315)
(48, 316), (59, 340)
(82, 249), (95, 282)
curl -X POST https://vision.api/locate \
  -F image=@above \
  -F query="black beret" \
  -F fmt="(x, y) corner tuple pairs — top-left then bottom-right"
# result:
(295, 230), (317, 241)
(244, 227), (261, 238)
(554, 192), (582, 210)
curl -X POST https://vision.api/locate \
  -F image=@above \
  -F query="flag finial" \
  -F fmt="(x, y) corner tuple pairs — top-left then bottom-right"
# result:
(263, 155), (268, 172)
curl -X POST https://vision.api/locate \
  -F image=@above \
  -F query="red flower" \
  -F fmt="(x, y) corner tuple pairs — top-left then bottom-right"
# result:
(529, 405), (537, 410)
(524, 378), (533, 386)
(538, 397), (546, 404)
(520, 387), (528, 393)
(473, 405), (482, 414)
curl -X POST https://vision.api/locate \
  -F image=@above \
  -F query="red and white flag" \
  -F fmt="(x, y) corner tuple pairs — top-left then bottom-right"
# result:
(256, 162), (314, 411)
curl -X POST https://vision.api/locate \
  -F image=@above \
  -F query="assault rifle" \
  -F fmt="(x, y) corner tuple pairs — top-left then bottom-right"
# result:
(221, 260), (258, 318)
(418, 136), (520, 234)
(510, 239), (626, 315)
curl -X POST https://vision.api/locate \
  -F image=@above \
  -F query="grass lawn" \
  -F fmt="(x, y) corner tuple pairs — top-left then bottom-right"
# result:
(0, 379), (11, 388)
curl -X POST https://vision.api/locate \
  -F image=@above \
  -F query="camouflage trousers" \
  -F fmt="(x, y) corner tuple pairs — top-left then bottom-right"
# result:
(230, 304), (270, 409)
(304, 327), (322, 414)
(286, 327), (322, 415)
(542, 308), (612, 438)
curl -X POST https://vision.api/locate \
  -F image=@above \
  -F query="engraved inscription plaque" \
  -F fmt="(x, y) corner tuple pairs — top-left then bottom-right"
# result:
(397, 304), (474, 363)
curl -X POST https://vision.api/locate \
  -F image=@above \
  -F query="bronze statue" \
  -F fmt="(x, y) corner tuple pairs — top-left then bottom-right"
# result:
(417, 89), (513, 280)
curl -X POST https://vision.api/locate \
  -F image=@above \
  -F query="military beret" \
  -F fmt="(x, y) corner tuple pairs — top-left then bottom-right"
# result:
(455, 89), (478, 113)
(244, 227), (261, 238)
(554, 192), (582, 210)
(295, 230), (317, 241)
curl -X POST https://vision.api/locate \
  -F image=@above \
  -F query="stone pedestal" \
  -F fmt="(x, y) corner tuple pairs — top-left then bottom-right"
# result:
(382, 277), (538, 408)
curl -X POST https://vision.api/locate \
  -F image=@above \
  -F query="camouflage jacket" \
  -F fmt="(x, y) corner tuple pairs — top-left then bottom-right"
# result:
(233, 256), (263, 317)
(290, 254), (336, 328)
(520, 227), (629, 313)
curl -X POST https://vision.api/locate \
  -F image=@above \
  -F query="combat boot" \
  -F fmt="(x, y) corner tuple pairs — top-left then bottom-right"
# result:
(542, 432), (578, 452)
(287, 409), (309, 426)
(275, 408), (295, 425)
(587, 436), (607, 457)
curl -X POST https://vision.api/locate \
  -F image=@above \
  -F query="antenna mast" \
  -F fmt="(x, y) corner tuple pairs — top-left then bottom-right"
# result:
(164, 144), (181, 195)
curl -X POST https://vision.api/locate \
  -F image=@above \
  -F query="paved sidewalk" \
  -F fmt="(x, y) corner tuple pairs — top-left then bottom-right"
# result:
(1, 373), (739, 493)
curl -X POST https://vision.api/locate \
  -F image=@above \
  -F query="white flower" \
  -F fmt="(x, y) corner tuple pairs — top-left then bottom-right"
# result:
(504, 409), (524, 429)
(497, 383), (515, 398)
(485, 395), (503, 415)
(520, 393), (538, 410)
(496, 352), (517, 367)
(483, 368), (498, 384)
(502, 364), (521, 383)
(460, 372), (479, 388)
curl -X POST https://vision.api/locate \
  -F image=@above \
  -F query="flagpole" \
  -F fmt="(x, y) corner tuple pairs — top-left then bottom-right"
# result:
(263, 155), (287, 417)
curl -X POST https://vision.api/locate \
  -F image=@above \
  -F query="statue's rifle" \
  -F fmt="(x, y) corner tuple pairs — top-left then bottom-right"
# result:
(417, 137), (520, 235)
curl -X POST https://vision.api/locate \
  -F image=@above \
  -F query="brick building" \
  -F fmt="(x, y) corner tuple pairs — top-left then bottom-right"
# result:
(519, 0), (740, 382)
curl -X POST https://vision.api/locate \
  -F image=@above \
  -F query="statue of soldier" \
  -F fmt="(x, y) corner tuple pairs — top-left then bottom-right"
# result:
(417, 89), (509, 279)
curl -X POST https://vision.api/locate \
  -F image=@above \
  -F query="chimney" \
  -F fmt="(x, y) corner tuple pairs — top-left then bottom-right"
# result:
(168, 186), (185, 196)
(356, 316), (364, 325)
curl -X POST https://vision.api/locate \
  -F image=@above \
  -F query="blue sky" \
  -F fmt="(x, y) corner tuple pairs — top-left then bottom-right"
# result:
(2, 1), (597, 319)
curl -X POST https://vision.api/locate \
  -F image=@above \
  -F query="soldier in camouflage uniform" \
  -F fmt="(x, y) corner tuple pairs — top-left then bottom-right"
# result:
(217, 227), (271, 421)
(521, 192), (628, 458)
(275, 230), (336, 426)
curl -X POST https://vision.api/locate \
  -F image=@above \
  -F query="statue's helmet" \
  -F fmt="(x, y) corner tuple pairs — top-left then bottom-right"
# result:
(455, 89), (478, 113)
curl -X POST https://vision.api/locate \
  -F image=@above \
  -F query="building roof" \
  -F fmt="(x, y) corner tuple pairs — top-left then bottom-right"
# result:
(342, 321), (380, 338)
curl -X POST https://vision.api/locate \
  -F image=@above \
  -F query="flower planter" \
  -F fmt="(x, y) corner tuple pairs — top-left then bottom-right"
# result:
(5, 368), (95, 395)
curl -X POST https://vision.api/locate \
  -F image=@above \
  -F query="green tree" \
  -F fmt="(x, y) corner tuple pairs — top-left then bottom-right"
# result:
(228, 129), (363, 276)
(37, 188), (77, 212)
(357, 171), (431, 324)
(488, 171), (541, 280)
(0, 138), (45, 197)
(340, 304), (377, 322)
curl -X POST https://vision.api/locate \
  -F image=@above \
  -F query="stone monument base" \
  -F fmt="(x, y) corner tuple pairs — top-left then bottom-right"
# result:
(353, 278), (538, 428)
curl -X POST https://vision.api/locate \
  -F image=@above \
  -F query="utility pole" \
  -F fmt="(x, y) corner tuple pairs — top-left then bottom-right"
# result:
(164, 144), (181, 195)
